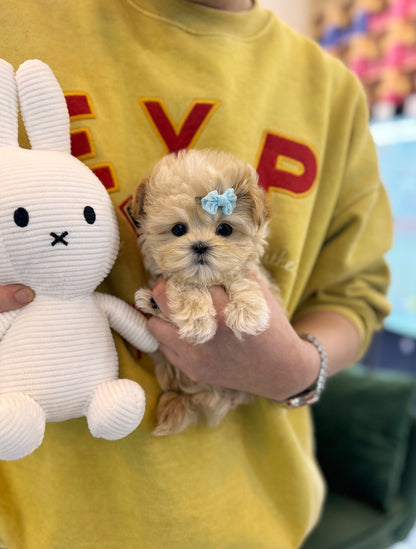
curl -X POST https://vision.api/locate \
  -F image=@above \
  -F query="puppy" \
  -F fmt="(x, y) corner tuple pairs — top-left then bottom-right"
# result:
(133, 149), (280, 436)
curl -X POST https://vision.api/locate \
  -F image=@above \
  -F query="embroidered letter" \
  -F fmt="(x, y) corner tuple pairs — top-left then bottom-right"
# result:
(256, 132), (317, 196)
(139, 98), (220, 153)
(65, 92), (118, 192)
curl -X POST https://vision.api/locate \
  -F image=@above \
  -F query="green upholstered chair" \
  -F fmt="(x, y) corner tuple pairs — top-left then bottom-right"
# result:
(303, 365), (416, 549)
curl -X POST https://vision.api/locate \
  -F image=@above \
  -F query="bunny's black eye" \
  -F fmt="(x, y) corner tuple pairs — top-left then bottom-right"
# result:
(171, 223), (188, 237)
(84, 206), (96, 225)
(216, 223), (233, 237)
(14, 207), (29, 228)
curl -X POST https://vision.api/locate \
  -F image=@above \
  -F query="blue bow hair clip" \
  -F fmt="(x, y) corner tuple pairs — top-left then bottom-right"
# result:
(200, 188), (237, 216)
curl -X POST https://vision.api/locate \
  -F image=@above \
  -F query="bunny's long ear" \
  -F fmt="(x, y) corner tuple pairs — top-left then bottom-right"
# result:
(15, 59), (70, 153)
(0, 59), (18, 147)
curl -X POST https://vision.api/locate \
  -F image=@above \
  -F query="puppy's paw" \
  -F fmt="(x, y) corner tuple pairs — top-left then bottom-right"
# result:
(135, 288), (162, 317)
(153, 391), (199, 436)
(167, 284), (217, 344)
(224, 295), (270, 338)
(177, 314), (217, 344)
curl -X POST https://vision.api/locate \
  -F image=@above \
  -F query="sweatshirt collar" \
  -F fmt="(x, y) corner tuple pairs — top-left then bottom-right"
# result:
(126, 0), (273, 39)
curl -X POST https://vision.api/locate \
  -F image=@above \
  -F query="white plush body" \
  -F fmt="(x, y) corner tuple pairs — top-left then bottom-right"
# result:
(0, 295), (123, 421)
(0, 59), (158, 460)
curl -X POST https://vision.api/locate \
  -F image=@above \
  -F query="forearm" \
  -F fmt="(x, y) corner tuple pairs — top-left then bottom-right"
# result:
(292, 310), (361, 378)
(246, 309), (362, 403)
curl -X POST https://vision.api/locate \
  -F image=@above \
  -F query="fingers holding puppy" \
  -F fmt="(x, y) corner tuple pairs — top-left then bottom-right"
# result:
(145, 277), (282, 391)
(146, 279), (235, 385)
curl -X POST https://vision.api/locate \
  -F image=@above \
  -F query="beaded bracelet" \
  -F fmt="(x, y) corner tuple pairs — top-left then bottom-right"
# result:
(285, 334), (328, 408)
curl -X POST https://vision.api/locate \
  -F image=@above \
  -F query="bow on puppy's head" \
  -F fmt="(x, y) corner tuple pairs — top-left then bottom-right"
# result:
(199, 188), (237, 216)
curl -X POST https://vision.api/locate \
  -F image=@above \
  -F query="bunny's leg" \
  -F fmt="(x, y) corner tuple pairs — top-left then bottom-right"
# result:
(86, 379), (146, 440)
(0, 393), (46, 461)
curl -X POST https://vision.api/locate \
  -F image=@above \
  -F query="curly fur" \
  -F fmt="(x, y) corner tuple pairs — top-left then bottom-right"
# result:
(133, 149), (281, 435)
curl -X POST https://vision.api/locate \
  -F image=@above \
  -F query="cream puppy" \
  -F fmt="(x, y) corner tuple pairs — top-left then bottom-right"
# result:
(133, 149), (280, 435)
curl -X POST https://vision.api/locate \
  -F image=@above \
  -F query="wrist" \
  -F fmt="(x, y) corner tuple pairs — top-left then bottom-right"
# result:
(284, 334), (328, 408)
(299, 334), (322, 385)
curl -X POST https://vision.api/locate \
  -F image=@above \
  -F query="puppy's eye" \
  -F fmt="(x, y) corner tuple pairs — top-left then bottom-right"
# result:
(14, 207), (29, 228)
(171, 223), (188, 237)
(216, 223), (233, 237)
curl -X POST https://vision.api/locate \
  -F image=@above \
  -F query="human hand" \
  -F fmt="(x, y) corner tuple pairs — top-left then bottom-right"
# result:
(147, 278), (320, 402)
(0, 284), (35, 312)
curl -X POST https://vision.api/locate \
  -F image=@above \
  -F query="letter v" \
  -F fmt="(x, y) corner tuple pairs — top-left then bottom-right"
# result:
(138, 98), (220, 153)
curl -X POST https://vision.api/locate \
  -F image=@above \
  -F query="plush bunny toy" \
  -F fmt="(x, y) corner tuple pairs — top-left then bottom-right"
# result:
(0, 59), (158, 461)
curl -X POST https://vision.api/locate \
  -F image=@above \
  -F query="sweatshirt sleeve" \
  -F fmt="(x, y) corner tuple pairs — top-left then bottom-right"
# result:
(293, 82), (393, 359)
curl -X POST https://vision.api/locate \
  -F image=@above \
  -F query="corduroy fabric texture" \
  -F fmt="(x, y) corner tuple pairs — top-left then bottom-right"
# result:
(0, 60), (157, 461)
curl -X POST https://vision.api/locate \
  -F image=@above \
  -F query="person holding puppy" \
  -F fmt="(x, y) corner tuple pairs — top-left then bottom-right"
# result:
(0, 1), (392, 548)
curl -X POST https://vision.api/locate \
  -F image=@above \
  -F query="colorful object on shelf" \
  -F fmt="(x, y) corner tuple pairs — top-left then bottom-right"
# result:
(314, 0), (416, 116)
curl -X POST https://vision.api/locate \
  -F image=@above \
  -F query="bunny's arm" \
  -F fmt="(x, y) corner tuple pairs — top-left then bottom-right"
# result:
(0, 310), (18, 341)
(93, 292), (159, 353)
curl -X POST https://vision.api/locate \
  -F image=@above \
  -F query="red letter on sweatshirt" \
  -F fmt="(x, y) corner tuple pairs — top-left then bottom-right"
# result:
(139, 98), (220, 153)
(65, 92), (118, 192)
(257, 132), (317, 196)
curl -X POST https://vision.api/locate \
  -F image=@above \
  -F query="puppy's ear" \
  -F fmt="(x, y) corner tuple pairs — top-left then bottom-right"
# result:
(235, 165), (270, 227)
(248, 184), (271, 228)
(131, 176), (149, 224)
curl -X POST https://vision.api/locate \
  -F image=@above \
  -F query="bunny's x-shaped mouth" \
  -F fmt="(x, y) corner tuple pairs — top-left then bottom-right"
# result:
(50, 231), (69, 246)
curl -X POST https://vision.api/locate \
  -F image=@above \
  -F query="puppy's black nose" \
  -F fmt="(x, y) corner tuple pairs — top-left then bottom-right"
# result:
(191, 242), (210, 255)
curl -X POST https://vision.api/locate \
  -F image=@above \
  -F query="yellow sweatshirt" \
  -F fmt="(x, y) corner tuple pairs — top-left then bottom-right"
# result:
(0, 1), (392, 548)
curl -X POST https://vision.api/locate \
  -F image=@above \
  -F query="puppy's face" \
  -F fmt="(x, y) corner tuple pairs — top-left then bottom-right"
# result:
(133, 149), (270, 285)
